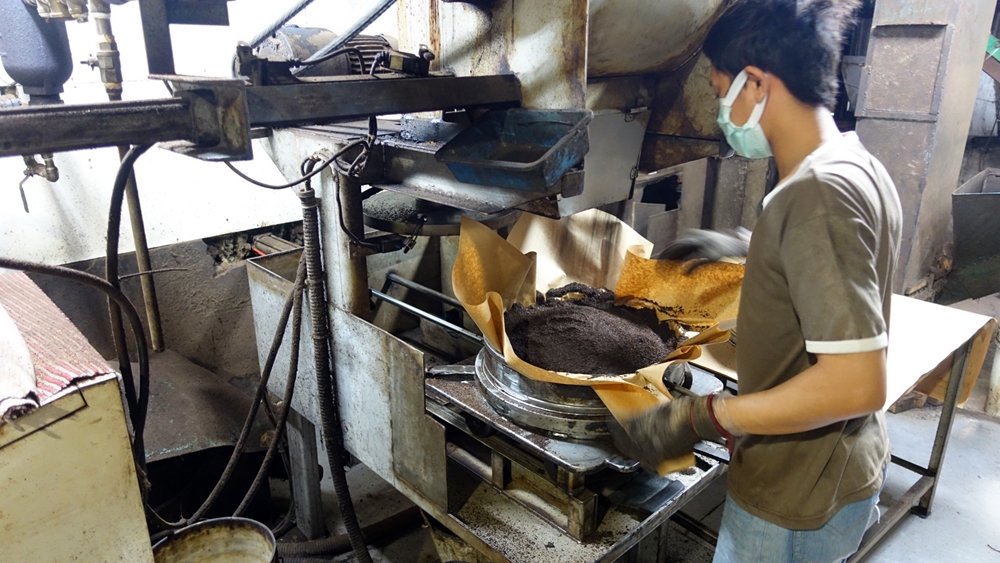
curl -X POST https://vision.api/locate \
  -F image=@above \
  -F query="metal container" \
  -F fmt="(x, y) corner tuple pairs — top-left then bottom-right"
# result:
(152, 518), (276, 563)
(437, 109), (592, 192)
(945, 168), (1000, 301)
(0, 0), (73, 97)
(476, 341), (611, 440)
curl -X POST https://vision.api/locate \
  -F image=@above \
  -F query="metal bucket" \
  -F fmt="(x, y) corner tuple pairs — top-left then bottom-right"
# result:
(152, 518), (276, 563)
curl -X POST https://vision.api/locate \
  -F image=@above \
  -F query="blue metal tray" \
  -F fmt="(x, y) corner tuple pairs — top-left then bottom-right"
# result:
(436, 108), (592, 192)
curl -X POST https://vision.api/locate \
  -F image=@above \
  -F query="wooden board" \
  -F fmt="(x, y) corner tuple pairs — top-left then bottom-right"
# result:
(691, 294), (996, 409)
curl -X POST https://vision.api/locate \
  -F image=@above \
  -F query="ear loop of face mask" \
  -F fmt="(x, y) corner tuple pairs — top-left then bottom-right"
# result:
(721, 69), (768, 127)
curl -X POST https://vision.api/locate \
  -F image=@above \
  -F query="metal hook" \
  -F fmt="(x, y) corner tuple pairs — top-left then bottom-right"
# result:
(18, 175), (30, 213)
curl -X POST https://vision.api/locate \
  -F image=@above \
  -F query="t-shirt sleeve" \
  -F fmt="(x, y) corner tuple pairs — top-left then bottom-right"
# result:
(779, 187), (887, 354)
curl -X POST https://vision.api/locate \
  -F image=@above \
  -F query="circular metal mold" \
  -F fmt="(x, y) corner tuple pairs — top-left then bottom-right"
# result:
(476, 341), (612, 440)
(475, 341), (720, 441)
(362, 191), (518, 236)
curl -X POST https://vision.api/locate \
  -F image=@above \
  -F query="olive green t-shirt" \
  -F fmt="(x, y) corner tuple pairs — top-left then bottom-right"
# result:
(729, 132), (902, 530)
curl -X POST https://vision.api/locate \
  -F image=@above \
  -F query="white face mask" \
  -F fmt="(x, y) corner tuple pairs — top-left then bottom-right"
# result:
(717, 70), (773, 159)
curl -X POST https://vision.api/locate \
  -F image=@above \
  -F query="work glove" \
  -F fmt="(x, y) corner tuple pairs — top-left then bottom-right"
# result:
(611, 392), (734, 472)
(656, 228), (750, 268)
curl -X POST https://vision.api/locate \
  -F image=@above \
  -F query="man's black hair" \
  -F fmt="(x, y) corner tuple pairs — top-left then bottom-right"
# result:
(703, 0), (860, 108)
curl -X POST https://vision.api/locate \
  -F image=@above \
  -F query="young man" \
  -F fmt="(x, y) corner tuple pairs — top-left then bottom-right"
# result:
(617, 1), (903, 562)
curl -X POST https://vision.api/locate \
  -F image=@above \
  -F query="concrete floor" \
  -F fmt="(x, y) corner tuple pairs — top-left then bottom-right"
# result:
(293, 397), (1000, 562)
(287, 296), (1000, 562)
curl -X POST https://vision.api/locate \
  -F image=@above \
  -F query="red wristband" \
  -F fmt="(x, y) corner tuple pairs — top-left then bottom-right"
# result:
(706, 394), (735, 456)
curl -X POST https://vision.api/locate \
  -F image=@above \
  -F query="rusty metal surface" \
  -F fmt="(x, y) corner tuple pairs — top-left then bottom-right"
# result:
(647, 55), (721, 141)
(639, 135), (720, 173)
(245, 74), (521, 129)
(587, 0), (726, 77)
(433, 0), (724, 91)
(433, 0), (586, 109)
(0, 272), (112, 405)
(854, 0), (996, 292)
(0, 97), (192, 158)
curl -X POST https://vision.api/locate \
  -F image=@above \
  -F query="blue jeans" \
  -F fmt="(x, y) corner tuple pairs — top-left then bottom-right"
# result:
(713, 488), (881, 563)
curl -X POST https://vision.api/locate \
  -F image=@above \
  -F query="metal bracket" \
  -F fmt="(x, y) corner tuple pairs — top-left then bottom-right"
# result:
(155, 75), (253, 161)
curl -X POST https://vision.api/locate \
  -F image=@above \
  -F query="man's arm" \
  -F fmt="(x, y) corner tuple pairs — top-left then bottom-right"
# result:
(715, 349), (887, 436)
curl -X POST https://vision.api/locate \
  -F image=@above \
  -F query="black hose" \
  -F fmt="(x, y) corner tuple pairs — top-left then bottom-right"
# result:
(148, 255), (306, 530)
(235, 259), (306, 516)
(224, 140), (365, 191)
(0, 257), (150, 472)
(297, 181), (373, 563)
(276, 506), (423, 557)
(105, 143), (152, 450)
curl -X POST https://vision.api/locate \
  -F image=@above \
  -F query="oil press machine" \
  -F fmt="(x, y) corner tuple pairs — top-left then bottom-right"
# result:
(0, 0), (733, 560)
(245, 2), (733, 561)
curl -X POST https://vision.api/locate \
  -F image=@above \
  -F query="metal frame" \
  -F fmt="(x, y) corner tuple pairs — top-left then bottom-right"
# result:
(848, 340), (972, 562)
(250, 124), (734, 563)
(0, 74), (521, 160)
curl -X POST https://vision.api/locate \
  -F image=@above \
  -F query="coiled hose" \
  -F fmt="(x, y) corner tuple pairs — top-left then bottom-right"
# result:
(297, 181), (373, 563)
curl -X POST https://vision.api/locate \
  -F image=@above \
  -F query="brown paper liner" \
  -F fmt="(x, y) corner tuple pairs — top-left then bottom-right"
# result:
(453, 210), (743, 474)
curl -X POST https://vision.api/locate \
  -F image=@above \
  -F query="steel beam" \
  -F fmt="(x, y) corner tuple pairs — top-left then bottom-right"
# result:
(244, 75), (521, 128)
(0, 99), (192, 157)
(138, 0), (175, 75)
(0, 74), (521, 159)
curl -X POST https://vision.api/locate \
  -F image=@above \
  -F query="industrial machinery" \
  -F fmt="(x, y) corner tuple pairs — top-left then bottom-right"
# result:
(0, 0), (735, 561)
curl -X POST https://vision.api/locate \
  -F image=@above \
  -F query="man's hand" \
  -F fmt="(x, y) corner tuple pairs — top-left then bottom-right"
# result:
(657, 228), (750, 268)
(611, 393), (732, 472)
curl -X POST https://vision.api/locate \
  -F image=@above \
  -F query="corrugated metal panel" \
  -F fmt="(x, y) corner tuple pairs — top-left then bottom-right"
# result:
(0, 271), (112, 405)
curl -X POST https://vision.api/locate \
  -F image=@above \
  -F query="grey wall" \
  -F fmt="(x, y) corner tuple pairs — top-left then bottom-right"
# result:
(30, 237), (265, 391)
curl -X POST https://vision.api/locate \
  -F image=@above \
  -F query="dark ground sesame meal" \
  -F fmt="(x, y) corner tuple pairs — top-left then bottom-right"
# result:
(504, 283), (677, 376)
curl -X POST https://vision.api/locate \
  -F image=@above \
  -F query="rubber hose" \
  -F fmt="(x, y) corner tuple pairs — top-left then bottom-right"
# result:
(276, 506), (423, 557)
(235, 260), (305, 516)
(297, 183), (373, 563)
(105, 143), (152, 452)
(183, 255), (306, 524)
(0, 257), (151, 471)
(148, 255), (307, 531)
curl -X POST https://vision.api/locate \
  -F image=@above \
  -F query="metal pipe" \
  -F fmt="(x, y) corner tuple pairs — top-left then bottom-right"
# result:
(446, 442), (492, 482)
(247, 0), (317, 50)
(385, 271), (464, 310)
(295, 0), (397, 70)
(328, 169), (373, 319)
(92, 1), (166, 352)
(121, 160), (165, 351)
(0, 98), (193, 158)
(370, 288), (482, 344)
